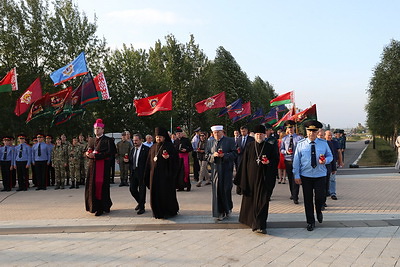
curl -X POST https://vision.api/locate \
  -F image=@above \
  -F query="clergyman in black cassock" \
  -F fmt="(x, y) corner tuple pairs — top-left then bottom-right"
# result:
(234, 125), (279, 234)
(85, 119), (117, 216)
(144, 127), (179, 219)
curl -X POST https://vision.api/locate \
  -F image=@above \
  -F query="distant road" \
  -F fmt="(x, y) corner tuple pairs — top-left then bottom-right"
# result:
(337, 140), (397, 175)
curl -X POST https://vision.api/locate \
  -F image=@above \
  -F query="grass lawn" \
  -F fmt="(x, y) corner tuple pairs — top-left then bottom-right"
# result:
(358, 138), (397, 167)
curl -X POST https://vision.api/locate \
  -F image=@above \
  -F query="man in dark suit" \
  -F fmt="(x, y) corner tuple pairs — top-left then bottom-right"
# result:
(129, 133), (150, 215)
(235, 126), (255, 168)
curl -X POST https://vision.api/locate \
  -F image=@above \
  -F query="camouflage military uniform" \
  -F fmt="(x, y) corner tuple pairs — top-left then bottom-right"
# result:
(116, 139), (132, 186)
(52, 144), (68, 189)
(68, 143), (83, 189)
(79, 140), (88, 185)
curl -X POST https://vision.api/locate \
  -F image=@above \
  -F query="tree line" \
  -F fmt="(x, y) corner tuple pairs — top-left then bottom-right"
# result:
(366, 39), (400, 144)
(0, 0), (277, 139)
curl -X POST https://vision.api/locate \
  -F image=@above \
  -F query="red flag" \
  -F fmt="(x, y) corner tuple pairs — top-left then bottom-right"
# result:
(229, 102), (251, 121)
(94, 72), (110, 100)
(270, 91), (294, 106)
(0, 67), (18, 92)
(14, 78), (42, 116)
(290, 104), (317, 122)
(195, 91), (226, 113)
(133, 90), (172, 116)
(273, 109), (294, 128)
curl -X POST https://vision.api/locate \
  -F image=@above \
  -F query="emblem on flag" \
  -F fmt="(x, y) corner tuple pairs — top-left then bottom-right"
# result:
(62, 64), (74, 76)
(149, 98), (159, 108)
(205, 97), (216, 108)
(20, 90), (32, 104)
(32, 104), (43, 115)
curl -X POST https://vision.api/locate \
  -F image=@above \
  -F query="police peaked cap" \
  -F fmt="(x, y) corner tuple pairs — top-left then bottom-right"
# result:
(284, 120), (296, 128)
(304, 120), (323, 131)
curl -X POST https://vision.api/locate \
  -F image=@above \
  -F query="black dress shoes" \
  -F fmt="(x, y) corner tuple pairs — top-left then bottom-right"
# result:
(134, 205), (140, 211)
(95, 210), (103, 216)
(293, 200), (299, 204)
(331, 195), (338, 200)
(307, 223), (315, 231)
(137, 209), (145, 215)
(317, 213), (323, 223)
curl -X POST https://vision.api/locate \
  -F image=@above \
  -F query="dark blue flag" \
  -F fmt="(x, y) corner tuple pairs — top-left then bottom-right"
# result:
(218, 98), (242, 117)
(247, 108), (264, 122)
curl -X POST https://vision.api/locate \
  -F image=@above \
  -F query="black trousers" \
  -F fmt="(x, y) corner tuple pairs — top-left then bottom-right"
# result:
(192, 151), (200, 181)
(301, 176), (326, 224)
(129, 170), (146, 209)
(35, 161), (47, 189)
(16, 161), (28, 190)
(285, 160), (300, 200)
(46, 162), (55, 186)
(0, 161), (12, 191)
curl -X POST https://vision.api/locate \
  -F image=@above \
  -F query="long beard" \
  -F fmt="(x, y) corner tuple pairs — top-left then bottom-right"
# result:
(255, 138), (264, 144)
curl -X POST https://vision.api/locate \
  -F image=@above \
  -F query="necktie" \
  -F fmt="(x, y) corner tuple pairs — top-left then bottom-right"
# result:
(133, 148), (138, 170)
(38, 143), (41, 157)
(311, 141), (317, 168)
(19, 145), (23, 158)
(289, 135), (294, 151)
(3, 146), (7, 160)
(242, 136), (246, 148)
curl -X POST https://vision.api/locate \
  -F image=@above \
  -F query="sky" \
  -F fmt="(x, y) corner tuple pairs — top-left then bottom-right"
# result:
(75, 0), (400, 129)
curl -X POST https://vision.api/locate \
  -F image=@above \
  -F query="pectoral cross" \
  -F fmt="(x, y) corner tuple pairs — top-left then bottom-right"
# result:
(256, 158), (261, 165)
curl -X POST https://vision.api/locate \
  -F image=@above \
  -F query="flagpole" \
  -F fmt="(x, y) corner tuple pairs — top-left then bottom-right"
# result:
(170, 116), (172, 134)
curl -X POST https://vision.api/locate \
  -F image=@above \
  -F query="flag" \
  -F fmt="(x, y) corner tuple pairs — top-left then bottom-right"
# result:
(94, 72), (111, 100)
(50, 52), (88, 86)
(261, 104), (287, 124)
(231, 102), (251, 123)
(51, 110), (84, 126)
(291, 104), (317, 122)
(14, 78), (42, 116)
(133, 90), (172, 116)
(49, 87), (71, 110)
(76, 72), (99, 106)
(247, 108), (264, 122)
(261, 108), (278, 124)
(218, 98), (242, 117)
(273, 109), (294, 128)
(26, 93), (50, 123)
(0, 67), (18, 92)
(195, 91), (226, 113)
(270, 91), (294, 106)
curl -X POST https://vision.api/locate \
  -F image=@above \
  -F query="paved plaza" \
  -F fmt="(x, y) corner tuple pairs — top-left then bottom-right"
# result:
(0, 141), (400, 266)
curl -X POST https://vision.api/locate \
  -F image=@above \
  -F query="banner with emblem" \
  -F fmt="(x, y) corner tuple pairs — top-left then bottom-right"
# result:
(0, 67), (18, 92)
(50, 52), (88, 86)
(14, 77), (42, 116)
(26, 93), (51, 123)
(133, 90), (172, 116)
(290, 104), (317, 123)
(230, 101), (251, 122)
(94, 72), (111, 100)
(195, 91), (226, 113)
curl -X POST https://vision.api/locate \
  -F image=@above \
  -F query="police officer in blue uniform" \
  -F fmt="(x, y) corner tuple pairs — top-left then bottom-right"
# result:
(1, 136), (15, 191)
(293, 120), (333, 231)
(280, 120), (303, 204)
(14, 134), (32, 191)
(32, 133), (50, 190)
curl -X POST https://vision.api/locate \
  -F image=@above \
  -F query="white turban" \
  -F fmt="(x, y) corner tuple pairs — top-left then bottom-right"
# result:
(210, 125), (223, 131)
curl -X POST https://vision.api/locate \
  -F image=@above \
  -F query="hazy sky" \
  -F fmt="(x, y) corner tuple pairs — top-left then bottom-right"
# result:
(76, 0), (400, 129)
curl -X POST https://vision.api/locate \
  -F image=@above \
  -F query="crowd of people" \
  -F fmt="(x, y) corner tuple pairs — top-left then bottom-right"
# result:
(0, 118), (347, 234)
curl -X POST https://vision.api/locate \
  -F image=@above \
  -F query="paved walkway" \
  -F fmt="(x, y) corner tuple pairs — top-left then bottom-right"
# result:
(1, 167), (400, 266)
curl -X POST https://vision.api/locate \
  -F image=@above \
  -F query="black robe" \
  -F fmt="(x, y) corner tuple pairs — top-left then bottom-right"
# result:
(144, 141), (179, 219)
(234, 140), (278, 231)
(206, 136), (237, 217)
(85, 135), (117, 214)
